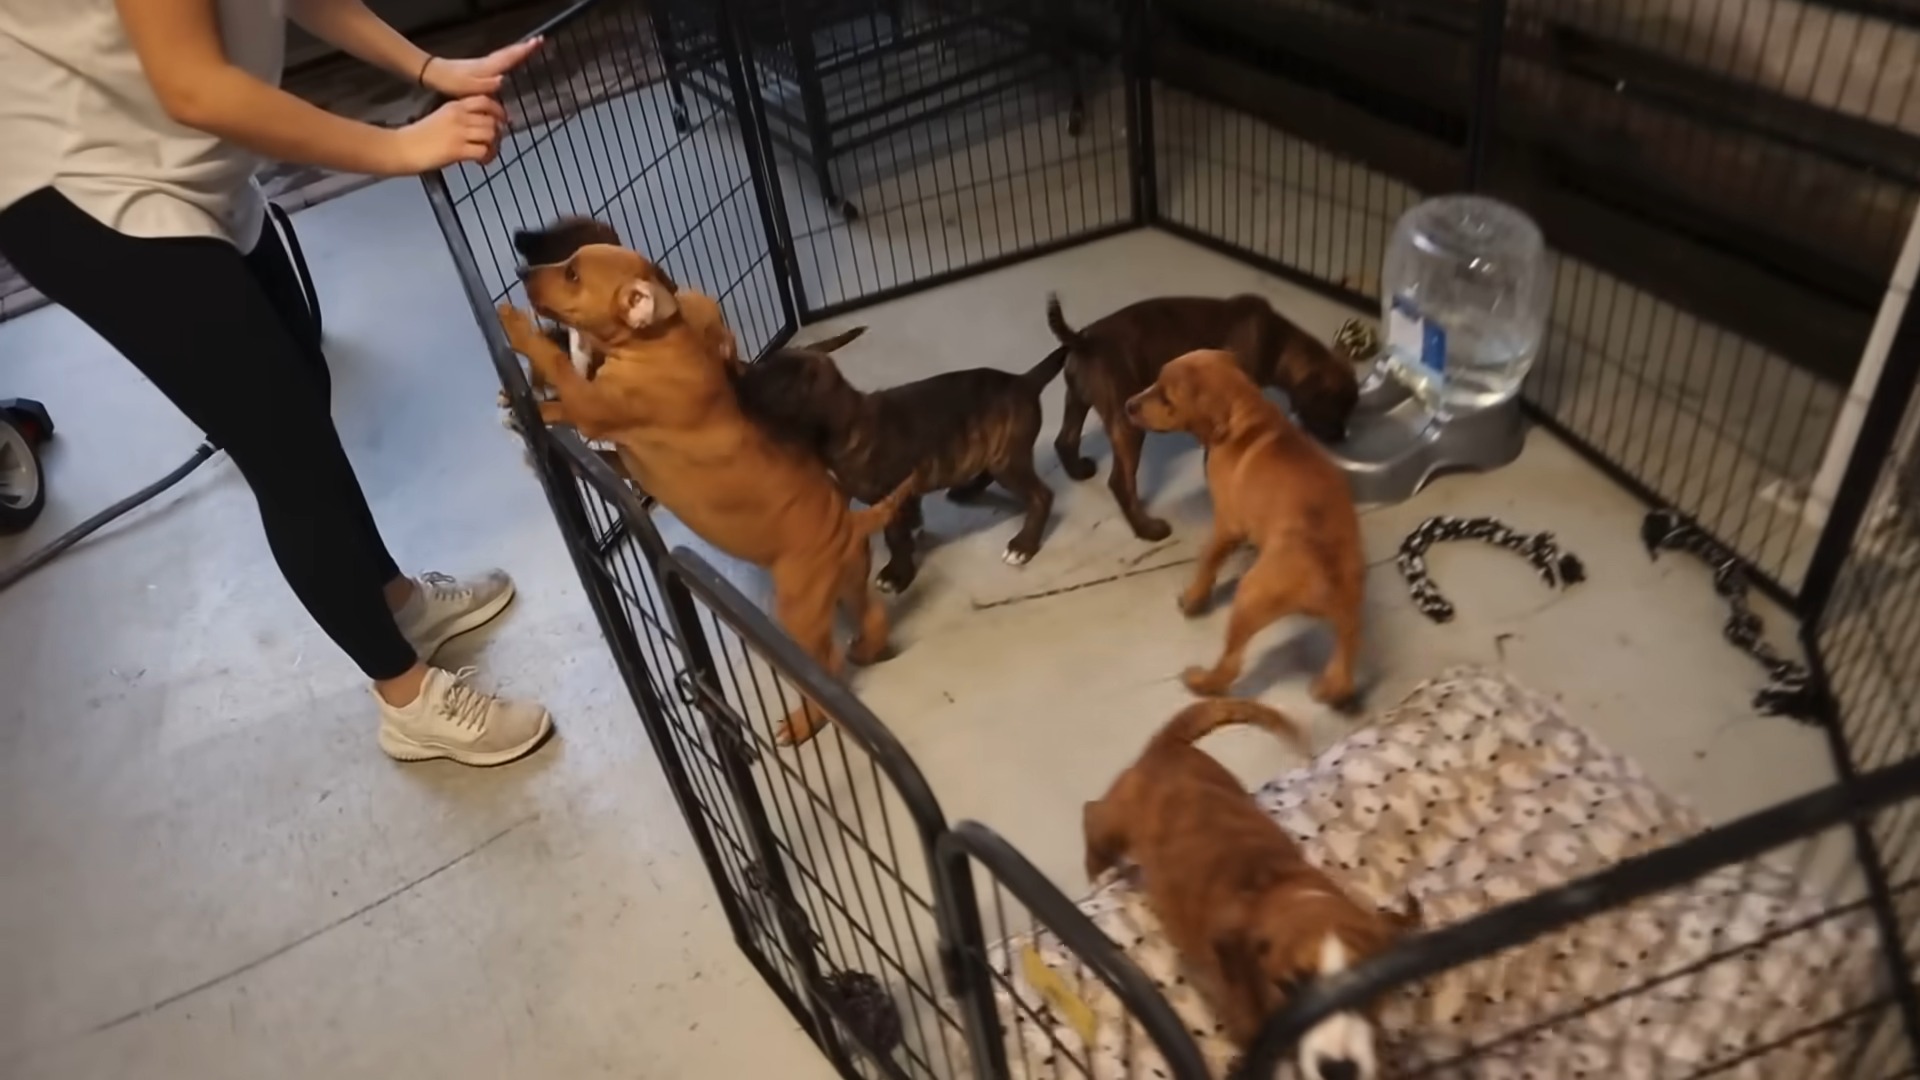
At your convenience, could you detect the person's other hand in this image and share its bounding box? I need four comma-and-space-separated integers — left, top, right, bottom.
390, 96, 508, 173
421, 38, 543, 98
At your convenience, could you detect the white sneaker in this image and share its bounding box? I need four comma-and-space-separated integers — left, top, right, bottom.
376, 666, 552, 766
394, 570, 516, 661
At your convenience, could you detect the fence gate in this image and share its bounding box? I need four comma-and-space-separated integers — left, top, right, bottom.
416, 0, 827, 1054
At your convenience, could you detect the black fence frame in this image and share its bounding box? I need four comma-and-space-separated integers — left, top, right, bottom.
420, 0, 1920, 1075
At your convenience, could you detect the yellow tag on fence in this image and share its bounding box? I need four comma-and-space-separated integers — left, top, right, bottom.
1020, 945, 1099, 1048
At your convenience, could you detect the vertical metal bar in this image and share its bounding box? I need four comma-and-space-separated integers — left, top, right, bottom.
1463, 0, 1508, 191
1800, 296, 1920, 625
932, 838, 1014, 1080
781, 0, 844, 215
717, 0, 801, 344
648, 1, 693, 132
1125, 0, 1157, 226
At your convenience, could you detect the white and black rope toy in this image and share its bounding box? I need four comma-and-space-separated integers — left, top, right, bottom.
1640, 508, 1824, 725
1397, 515, 1587, 623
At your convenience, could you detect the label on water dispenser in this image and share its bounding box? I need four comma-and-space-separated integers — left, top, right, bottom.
1388, 294, 1447, 373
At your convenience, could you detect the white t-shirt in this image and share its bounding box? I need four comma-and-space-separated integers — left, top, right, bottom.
0, 0, 288, 251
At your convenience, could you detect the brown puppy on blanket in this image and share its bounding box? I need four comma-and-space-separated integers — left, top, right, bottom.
1046, 295, 1360, 542
1127, 349, 1365, 708
497, 242, 912, 745
1084, 699, 1419, 1077
733, 342, 1065, 594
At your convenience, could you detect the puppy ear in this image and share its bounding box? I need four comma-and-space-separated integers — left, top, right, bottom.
618, 277, 681, 329
511, 228, 544, 262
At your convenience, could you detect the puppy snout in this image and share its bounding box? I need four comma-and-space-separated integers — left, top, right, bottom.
1125, 394, 1143, 420
1315, 1057, 1360, 1080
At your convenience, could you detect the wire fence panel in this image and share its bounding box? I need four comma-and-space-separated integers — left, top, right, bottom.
435, 0, 794, 359
551, 439, 838, 1041
654, 0, 1136, 317
1492, 0, 1920, 595
1820, 381, 1920, 780
1141, 0, 1920, 598
934, 824, 1213, 1080
1814, 366, 1920, 1038
1522, 254, 1842, 592
1151, 84, 1432, 308
664, 551, 979, 1080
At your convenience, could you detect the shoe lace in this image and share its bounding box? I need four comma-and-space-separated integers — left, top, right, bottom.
419, 571, 471, 603
436, 666, 493, 731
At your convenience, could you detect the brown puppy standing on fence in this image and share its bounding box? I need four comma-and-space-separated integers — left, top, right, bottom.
1046, 294, 1360, 542
1084, 698, 1419, 1077
504, 216, 743, 500
497, 242, 912, 745
734, 340, 1066, 593
1128, 349, 1365, 707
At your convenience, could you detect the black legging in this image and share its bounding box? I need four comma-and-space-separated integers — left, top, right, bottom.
0, 187, 417, 681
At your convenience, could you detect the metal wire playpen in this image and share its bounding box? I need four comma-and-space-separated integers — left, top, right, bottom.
422, 0, 1920, 1075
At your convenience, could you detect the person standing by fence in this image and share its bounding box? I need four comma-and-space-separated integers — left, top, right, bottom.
0, 0, 557, 766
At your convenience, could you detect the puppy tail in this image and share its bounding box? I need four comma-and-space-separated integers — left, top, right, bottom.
1149, 699, 1312, 758
1023, 346, 1069, 389
850, 472, 919, 540
1045, 294, 1086, 350
803, 326, 867, 354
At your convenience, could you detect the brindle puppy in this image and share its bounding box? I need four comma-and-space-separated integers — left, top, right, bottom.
736, 346, 1066, 593
1046, 294, 1360, 542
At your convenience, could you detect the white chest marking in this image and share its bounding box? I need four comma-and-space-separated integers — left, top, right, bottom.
567, 328, 595, 378
1296, 934, 1378, 1080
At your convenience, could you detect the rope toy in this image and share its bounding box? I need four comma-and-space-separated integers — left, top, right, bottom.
1398, 515, 1587, 623
1333, 317, 1381, 362
1640, 509, 1824, 725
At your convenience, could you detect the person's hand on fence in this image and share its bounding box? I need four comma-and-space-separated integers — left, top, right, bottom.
419, 37, 543, 98
390, 96, 509, 173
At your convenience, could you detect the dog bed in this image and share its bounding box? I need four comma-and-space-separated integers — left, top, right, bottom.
971, 666, 1877, 1079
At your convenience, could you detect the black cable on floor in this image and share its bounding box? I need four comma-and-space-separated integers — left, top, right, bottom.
0, 443, 219, 594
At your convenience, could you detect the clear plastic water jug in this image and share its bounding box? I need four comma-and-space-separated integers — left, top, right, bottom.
1380, 195, 1551, 414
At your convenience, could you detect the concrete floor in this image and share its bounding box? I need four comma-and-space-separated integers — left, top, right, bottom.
0, 180, 834, 1080
0, 177, 1840, 1079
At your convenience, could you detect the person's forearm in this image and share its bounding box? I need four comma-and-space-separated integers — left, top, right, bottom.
288, 0, 430, 84
168, 64, 410, 176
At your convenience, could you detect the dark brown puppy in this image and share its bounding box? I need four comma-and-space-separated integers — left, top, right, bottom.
1046, 294, 1359, 542
1128, 350, 1365, 707
1085, 698, 1418, 1076
735, 346, 1065, 593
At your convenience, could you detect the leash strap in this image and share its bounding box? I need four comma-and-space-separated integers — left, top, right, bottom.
1397, 515, 1586, 623
1640, 508, 1823, 725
